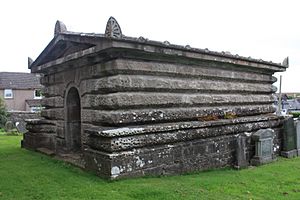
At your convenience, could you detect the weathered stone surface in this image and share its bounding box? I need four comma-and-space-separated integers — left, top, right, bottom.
282, 117, 297, 151
81, 105, 275, 126
297, 121, 300, 154
81, 93, 274, 110
86, 116, 281, 152
55, 137, 67, 154
85, 134, 236, 179
42, 84, 65, 97
105, 17, 122, 39
25, 119, 56, 133
87, 115, 282, 137
80, 75, 274, 95
54, 20, 67, 36
22, 18, 287, 179
37, 147, 55, 156
56, 127, 65, 138
26, 124, 56, 133
73, 59, 275, 83
251, 129, 275, 165
40, 73, 65, 86
234, 133, 249, 169
281, 117, 298, 158
22, 132, 56, 150
41, 108, 65, 120
30, 32, 286, 74
42, 96, 64, 108
39, 59, 276, 90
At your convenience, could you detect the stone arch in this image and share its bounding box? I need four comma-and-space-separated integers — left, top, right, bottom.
65, 86, 81, 152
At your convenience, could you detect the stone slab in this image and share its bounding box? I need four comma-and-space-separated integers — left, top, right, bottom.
250, 155, 276, 166
251, 129, 275, 166
281, 149, 298, 158
282, 117, 297, 151
234, 134, 249, 169
84, 134, 236, 179
37, 147, 55, 156
87, 117, 282, 152
82, 105, 275, 126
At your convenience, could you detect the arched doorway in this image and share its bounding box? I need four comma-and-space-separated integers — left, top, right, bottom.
65, 87, 81, 152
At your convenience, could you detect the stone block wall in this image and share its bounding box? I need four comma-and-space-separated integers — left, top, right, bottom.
25, 55, 284, 178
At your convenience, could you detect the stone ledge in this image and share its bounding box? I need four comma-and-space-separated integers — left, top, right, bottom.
250, 155, 277, 166
281, 149, 298, 158
82, 105, 276, 126
36, 147, 55, 156
86, 115, 283, 152
83, 134, 236, 179
86, 115, 283, 138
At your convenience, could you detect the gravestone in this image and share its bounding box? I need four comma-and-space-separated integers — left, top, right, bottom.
235, 133, 249, 169
15, 121, 27, 133
4, 121, 15, 132
296, 120, 300, 155
281, 117, 297, 158
251, 129, 275, 165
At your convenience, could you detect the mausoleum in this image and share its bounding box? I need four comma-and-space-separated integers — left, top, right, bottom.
22, 17, 288, 179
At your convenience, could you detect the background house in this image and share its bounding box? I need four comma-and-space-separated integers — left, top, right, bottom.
282, 98, 300, 111
274, 93, 300, 115
0, 72, 42, 112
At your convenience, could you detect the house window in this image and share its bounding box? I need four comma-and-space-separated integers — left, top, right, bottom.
34, 89, 42, 99
4, 89, 13, 99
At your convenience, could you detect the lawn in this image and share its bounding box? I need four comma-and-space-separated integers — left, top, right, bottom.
1, 136, 300, 200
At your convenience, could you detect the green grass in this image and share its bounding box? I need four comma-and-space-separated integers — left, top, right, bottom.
0, 128, 6, 135
1, 136, 300, 200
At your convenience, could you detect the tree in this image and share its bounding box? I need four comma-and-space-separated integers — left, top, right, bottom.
0, 97, 8, 128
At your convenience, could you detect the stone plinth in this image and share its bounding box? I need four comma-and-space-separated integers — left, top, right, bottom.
251, 129, 275, 165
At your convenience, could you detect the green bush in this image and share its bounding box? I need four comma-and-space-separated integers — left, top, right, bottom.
0, 97, 8, 128
291, 112, 300, 118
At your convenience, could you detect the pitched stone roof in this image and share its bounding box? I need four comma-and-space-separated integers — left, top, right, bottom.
29, 17, 288, 73
0, 72, 42, 89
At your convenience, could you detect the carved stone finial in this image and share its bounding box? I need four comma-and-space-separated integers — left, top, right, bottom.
138, 36, 147, 42
185, 45, 191, 49
28, 57, 33, 68
163, 41, 170, 45
282, 57, 289, 67
54, 20, 67, 36
105, 17, 122, 39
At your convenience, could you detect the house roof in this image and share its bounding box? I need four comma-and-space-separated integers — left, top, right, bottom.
29, 17, 288, 74
0, 72, 43, 89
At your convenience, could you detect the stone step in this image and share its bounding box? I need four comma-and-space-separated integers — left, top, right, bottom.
36, 147, 55, 156
56, 153, 85, 169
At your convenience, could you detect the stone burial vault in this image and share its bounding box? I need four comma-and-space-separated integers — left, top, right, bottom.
22, 17, 288, 179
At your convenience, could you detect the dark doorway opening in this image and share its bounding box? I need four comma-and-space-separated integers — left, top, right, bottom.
66, 87, 81, 152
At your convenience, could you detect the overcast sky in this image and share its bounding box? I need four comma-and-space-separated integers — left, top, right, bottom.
0, 0, 299, 92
